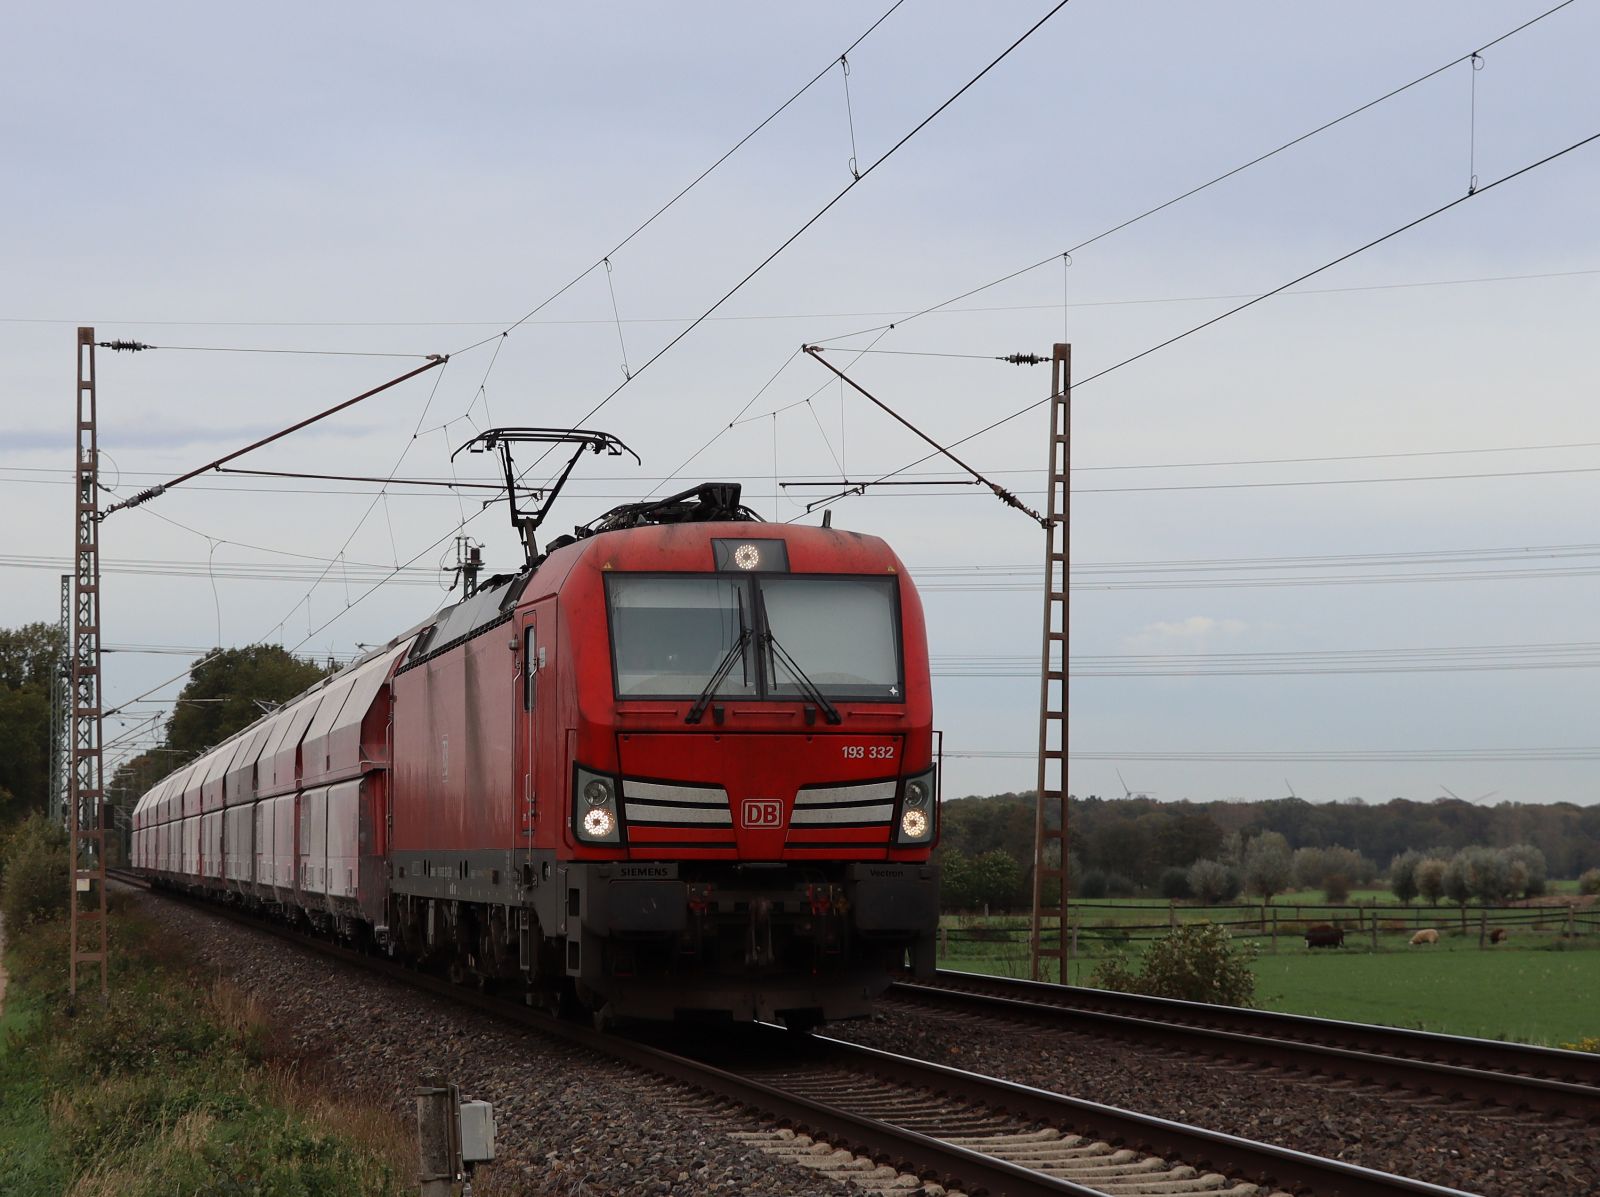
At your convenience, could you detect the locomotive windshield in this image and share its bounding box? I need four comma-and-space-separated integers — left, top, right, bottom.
607, 576, 758, 699
606, 574, 902, 702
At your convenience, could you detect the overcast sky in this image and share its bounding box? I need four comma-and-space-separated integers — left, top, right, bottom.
4, 1, 1599, 805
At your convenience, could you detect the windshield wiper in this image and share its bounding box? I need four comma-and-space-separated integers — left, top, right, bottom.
763, 631, 842, 725
686, 597, 751, 725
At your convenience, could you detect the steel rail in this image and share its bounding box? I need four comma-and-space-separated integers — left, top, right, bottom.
111, 877, 1476, 1197
793, 1031, 1476, 1197
892, 972, 1600, 1120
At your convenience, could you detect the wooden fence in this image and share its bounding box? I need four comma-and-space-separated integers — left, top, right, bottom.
937, 899, 1600, 958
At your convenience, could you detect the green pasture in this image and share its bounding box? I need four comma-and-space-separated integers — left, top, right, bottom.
936, 913, 1600, 1047
1249, 941, 1599, 1045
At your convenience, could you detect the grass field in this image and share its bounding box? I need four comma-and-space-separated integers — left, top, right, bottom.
937, 914, 1600, 1047
0, 900, 410, 1195
1247, 940, 1599, 1045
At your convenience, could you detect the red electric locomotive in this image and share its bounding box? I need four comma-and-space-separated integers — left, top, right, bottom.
132, 455, 939, 1028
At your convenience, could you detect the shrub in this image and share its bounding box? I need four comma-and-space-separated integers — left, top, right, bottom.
1077, 869, 1109, 899
1577, 867, 1600, 896
1388, 850, 1422, 905
1088, 923, 1255, 1006
1157, 867, 1192, 900
1, 812, 68, 928
1104, 872, 1137, 898
1188, 858, 1241, 905
1499, 844, 1547, 899
1415, 857, 1447, 905
1243, 831, 1293, 902
1322, 873, 1350, 904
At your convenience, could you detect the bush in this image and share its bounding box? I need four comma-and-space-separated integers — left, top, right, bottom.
1579, 868, 1600, 896
1416, 857, 1448, 905
1243, 831, 1293, 902
1077, 869, 1109, 899
1, 812, 68, 928
1323, 873, 1350, 904
1388, 850, 1422, 905
1188, 858, 1241, 905
1104, 872, 1136, 898
1499, 843, 1548, 899
1088, 923, 1255, 1006
1157, 867, 1192, 900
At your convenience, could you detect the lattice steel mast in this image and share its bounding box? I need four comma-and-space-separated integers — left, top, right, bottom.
50, 573, 71, 825
1030, 343, 1070, 983
69, 327, 108, 1004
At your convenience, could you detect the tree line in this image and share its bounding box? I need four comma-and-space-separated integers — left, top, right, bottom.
0, 622, 329, 828
937, 790, 1600, 912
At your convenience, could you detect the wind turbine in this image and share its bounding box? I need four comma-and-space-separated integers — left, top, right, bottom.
1439, 783, 1501, 803
1116, 768, 1155, 800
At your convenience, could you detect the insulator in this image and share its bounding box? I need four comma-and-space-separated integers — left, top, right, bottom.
98, 340, 152, 353
999, 352, 1047, 366
123, 484, 167, 509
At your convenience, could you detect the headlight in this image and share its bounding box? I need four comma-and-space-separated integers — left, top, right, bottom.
574, 766, 622, 843
896, 767, 937, 844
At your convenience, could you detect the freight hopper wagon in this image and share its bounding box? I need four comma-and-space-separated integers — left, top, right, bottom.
131, 485, 940, 1027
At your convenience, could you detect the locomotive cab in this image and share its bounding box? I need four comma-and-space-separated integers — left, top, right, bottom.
524, 504, 940, 1025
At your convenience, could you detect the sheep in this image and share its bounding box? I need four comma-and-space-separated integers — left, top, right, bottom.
1410, 928, 1440, 946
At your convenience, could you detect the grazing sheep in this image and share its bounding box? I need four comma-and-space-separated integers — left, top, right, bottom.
1489, 927, 1508, 944
1410, 928, 1440, 946
1304, 924, 1345, 948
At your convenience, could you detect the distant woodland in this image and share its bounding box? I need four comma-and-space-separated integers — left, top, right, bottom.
938, 791, 1600, 910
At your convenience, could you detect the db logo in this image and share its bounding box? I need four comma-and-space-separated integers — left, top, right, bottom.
742, 799, 783, 828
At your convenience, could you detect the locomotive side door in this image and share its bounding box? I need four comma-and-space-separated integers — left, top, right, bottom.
516, 609, 542, 864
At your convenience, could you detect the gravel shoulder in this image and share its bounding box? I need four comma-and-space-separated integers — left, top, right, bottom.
827, 997, 1596, 1196
128, 890, 857, 1197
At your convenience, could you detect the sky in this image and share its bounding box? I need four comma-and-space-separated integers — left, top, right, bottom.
4, 1, 1599, 805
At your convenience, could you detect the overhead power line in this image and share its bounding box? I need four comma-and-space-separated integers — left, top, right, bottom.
810, 0, 1581, 348
6, 264, 1594, 329
935, 639, 1600, 678
449, 0, 912, 361
810, 127, 1600, 511
946, 747, 1600, 763
517, 0, 1074, 485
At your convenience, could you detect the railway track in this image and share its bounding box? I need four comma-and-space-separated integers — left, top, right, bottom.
889, 972, 1600, 1124
111, 874, 1481, 1197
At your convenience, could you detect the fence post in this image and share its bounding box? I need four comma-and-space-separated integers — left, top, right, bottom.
1271, 909, 1278, 955
1565, 905, 1575, 939
939, 925, 948, 960
1370, 912, 1378, 952
1169, 900, 1177, 929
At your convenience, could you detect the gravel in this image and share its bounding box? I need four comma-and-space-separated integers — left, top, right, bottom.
827, 995, 1598, 1196
129, 885, 1592, 1197
128, 889, 860, 1197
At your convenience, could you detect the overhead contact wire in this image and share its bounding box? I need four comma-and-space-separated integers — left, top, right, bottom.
811, 128, 1600, 509
447, 0, 911, 360
519, 0, 1073, 487
810, 0, 1579, 346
